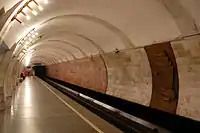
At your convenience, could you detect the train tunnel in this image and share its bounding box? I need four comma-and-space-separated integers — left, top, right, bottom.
0, 0, 200, 132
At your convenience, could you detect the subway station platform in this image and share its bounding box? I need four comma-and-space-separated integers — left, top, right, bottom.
0, 77, 122, 133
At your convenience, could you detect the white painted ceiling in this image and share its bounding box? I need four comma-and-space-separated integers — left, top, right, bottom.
0, 0, 200, 65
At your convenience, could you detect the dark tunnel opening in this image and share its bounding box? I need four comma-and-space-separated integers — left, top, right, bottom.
32, 65, 47, 78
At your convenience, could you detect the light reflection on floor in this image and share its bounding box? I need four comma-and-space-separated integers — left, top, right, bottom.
0, 77, 122, 133
24, 79, 32, 107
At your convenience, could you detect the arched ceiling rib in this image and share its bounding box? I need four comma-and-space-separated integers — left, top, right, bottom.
29, 40, 84, 59
38, 14, 135, 48
31, 50, 67, 62
30, 55, 56, 65
19, 51, 57, 63
36, 48, 75, 60
33, 48, 76, 60
31, 48, 72, 61
36, 30, 104, 54
48, 40, 88, 57
19, 46, 75, 64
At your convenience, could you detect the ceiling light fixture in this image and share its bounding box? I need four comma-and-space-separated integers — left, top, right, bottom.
27, 5, 38, 16
21, 11, 31, 20
25, 54, 32, 67
21, 40, 25, 43
32, 10, 38, 16
24, 36, 28, 40
24, 45, 28, 49
25, 41, 30, 45
38, 5, 44, 11
22, 7, 28, 13
44, 0, 49, 4
26, 15, 31, 20
32, 35, 36, 38
32, 0, 44, 11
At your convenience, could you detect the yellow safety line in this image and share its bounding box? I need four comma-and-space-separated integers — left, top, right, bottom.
36, 77, 104, 133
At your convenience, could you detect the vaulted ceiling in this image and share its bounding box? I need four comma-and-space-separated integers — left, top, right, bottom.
0, 0, 199, 66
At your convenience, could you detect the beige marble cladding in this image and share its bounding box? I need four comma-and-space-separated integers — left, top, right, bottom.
104, 48, 152, 106
47, 56, 107, 93
171, 36, 200, 121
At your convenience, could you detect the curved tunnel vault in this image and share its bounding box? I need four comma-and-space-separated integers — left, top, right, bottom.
0, 0, 200, 123
36, 30, 105, 54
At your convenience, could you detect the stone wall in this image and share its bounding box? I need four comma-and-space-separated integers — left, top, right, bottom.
46, 38, 200, 121
104, 48, 152, 106
47, 56, 107, 93
171, 36, 200, 121
47, 48, 153, 106
0, 50, 12, 110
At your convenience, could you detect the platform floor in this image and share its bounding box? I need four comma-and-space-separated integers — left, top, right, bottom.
0, 77, 122, 133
